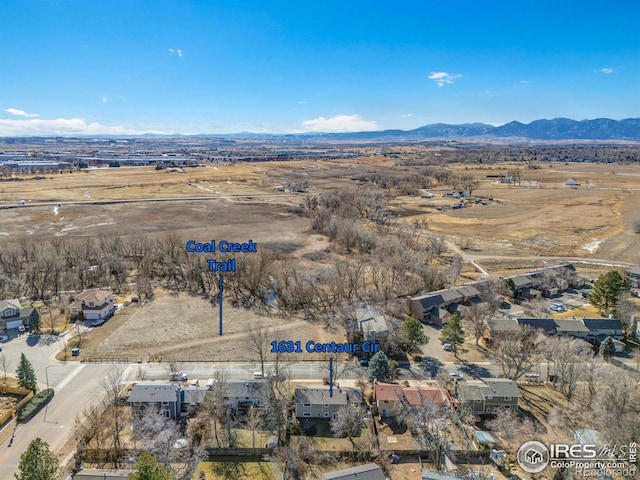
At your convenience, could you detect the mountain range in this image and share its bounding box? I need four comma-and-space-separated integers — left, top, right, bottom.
305, 118, 640, 141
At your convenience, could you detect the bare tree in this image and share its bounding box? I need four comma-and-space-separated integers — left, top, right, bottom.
491, 326, 543, 380
131, 406, 180, 467
487, 407, 544, 445
75, 402, 105, 465
614, 293, 636, 336
100, 368, 128, 468
401, 402, 453, 471
449, 254, 464, 285
542, 336, 582, 400
0, 353, 10, 384
247, 324, 271, 375
462, 303, 491, 345
524, 298, 547, 318
330, 403, 367, 451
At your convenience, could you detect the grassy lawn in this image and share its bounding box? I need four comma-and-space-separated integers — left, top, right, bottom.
195, 460, 275, 480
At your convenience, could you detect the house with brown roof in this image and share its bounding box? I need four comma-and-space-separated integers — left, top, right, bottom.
373, 382, 446, 418
68, 289, 116, 321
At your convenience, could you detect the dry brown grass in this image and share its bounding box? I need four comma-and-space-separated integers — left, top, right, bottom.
72, 289, 347, 362
395, 162, 640, 262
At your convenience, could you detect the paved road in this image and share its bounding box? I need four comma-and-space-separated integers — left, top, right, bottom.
0, 363, 122, 480
0, 193, 291, 210
1, 333, 79, 391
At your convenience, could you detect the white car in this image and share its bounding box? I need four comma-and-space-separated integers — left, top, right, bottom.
450, 372, 463, 380
91, 319, 105, 327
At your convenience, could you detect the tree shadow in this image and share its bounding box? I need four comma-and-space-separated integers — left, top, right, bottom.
419, 357, 444, 378
26, 334, 41, 347
209, 461, 247, 480
458, 363, 493, 379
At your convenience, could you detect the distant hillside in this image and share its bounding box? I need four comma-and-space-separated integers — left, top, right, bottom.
312, 118, 640, 141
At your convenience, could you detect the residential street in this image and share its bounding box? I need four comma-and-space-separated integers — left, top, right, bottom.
0, 363, 122, 480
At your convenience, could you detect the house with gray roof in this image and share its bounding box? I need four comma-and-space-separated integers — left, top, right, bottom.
517, 318, 558, 335
295, 386, 362, 420
322, 463, 384, 480
356, 305, 392, 340
0, 298, 35, 332
501, 264, 584, 298
582, 318, 623, 339
224, 381, 263, 413
497, 317, 622, 343
627, 267, 640, 288
128, 382, 181, 419
554, 319, 590, 337
407, 282, 484, 325
457, 378, 520, 415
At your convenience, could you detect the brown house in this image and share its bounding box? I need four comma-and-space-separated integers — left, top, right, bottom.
374, 382, 446, 418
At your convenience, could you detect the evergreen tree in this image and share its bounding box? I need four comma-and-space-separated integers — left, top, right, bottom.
367, 351, 393, 382
27, 308, 40, 333
600, 337, 616, 361
15, 438, 59, 480
589, 271, 631, 314
503, 278, 517, 299
128, 452, 176, 480
439, 313, 467, 359
16, 353, 37, 392
402, 316, 428, 353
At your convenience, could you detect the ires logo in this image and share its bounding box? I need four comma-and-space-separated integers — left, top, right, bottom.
518, 440, 637, 474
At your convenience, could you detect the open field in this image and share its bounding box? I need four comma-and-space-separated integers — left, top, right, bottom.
74, 290, 347, 362
2, 159, 639, 263
396, 162, 640, 262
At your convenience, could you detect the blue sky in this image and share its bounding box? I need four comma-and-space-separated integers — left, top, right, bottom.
1, 0, 638, 135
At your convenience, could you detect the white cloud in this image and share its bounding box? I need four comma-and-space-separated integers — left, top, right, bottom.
168, 48, 174, 54
300, 114, 379, 133
401, 113, 414, 118
5, 107, 39, 118
297, 100, 308, 105
176, 49, 183, 57
597, 67, 615, 74
102, 96, 109, 104
428, 71, 462, 87
519, 80, 529, 85
0, 117, 165, 136
169, 48, 183, 57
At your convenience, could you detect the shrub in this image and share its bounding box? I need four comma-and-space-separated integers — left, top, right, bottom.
18, 388, 54, 422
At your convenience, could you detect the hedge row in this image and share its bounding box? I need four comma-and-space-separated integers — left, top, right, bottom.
18, 388, 54, 422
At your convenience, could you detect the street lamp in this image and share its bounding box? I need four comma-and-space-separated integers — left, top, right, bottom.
44, 364, 58, 423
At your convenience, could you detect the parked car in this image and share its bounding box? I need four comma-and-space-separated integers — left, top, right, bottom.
450, 372, 463, 380
72, 347, 81, 356
0, 335, 8, 342
442, 342, 453, 351
91, 319, 105, 327
253, 371, 264, 379
388, 453, 400, 464
170, 371, 188, 381
17, 325, 26, 333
